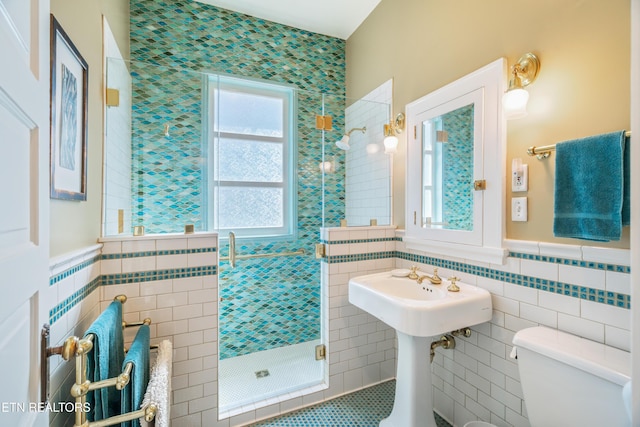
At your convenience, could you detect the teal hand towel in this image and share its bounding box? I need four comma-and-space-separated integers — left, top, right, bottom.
553, 130, 628, 241
84, 301, 124, 421
121, 324, 150, 426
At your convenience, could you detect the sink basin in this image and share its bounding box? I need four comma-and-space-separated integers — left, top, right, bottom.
349, 270, 492, 337
348, 270, 493, 427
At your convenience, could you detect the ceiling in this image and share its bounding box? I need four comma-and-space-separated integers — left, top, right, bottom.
194, 0, 381, 39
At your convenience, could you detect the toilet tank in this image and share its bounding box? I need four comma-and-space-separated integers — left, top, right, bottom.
513, 326, 630, 427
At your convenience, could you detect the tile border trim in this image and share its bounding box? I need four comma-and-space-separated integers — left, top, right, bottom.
323, 250, 630, 309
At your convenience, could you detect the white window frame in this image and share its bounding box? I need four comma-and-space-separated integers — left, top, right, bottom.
204, 75, 296, 240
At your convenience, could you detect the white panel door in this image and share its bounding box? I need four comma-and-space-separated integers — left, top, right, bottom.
0, 0, 50, 426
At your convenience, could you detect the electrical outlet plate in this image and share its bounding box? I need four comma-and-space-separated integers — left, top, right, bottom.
512, 197, 528, 222
512, 164, 528, 192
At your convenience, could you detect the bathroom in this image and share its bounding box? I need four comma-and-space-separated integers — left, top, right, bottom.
0, 0, 637, 426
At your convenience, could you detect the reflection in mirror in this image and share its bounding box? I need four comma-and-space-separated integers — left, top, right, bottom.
421, 103, 474, 231
343, 79, 393, 226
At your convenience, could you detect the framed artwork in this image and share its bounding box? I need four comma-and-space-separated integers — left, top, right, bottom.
50, 15, 88, 200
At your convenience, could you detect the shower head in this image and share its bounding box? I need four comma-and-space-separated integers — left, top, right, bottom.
336, 135, 351, 150
336, 126, 366, 151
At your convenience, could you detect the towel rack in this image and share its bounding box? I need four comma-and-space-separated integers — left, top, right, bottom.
527, 130, 631, 160
42, 294, 158, 427
220, 248, 306, 262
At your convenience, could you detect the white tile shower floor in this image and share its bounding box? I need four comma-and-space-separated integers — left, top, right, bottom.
218, 339, 325, 417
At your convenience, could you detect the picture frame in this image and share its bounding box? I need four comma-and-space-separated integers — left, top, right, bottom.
50, 15, 88, 200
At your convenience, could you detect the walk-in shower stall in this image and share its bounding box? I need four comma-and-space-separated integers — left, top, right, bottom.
104, 57, 390, 415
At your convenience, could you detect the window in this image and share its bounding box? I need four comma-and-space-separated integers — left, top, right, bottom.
206, 76, 295, 239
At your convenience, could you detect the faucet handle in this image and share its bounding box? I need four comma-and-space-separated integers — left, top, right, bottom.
447, 276, 460, 292
408, 266, 419, 280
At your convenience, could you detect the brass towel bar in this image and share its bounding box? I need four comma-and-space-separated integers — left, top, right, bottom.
41, 295, 157, 427
527, 130, 631, 160
220, 248, 306, 262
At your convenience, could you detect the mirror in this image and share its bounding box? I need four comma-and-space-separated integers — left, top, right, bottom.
421, 102, 475, 232
404, 58, 508, 264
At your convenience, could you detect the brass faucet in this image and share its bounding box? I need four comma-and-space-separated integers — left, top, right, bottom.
447, 276, 460, 292
417, 268, 442, 285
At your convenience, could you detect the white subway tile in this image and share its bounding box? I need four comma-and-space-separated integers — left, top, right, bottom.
157, 254, 188, 270
140, 279, 173, 296
122, 239, 156, 253
504, 283, 538, 305
558, 264, 605, 290
557, 313, 604, 343
101, 258, 122, 275
122, 256, 156, 273
187, 236, 217, 249
580, 300, 630, 330
520, 259, 557, 281
604, 325, 631, 351
519, 303, 557, 328
605, 271, 630, 295
581, 246, 630, 266
157, 238, 188, 251
538, 291, 580, 316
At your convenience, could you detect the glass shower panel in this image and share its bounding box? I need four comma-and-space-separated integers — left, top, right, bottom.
214, 84, 328, 414
331, 91, 393, 226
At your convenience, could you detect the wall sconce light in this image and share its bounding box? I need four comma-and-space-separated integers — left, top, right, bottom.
336, 127, 366, 151
502, 52, 540, 120
383, 113, 405, 154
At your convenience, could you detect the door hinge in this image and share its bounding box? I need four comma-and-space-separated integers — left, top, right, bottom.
413, 125, 417, 139
315, 344, 326, 360
315, 115, 333, 131
315, 243, 326, 259
474, 180, 486, 191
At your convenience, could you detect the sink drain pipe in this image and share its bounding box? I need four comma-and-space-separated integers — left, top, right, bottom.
429, 328, 472, 363
430, 335, 455, 363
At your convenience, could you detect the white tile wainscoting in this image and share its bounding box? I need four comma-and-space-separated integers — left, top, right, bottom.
46, 227, 629, 427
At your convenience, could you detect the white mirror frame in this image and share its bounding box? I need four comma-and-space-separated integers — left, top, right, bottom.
404, 58, 508, 265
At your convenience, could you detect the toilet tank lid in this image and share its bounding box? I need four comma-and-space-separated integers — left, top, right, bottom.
513, 326, 630, 386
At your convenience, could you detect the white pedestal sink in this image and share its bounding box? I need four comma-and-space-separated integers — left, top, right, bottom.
349, 270, 492, 427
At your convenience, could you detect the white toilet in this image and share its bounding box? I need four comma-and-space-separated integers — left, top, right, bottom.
512, 326, 630, 427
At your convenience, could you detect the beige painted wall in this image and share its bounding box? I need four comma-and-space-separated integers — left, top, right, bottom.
50, 0, 129, 257
347, 0, 630, 248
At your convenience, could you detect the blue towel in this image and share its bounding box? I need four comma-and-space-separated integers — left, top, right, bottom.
84, 301, 124, 421
121, 324, 150, 427
553, 130, 629, 241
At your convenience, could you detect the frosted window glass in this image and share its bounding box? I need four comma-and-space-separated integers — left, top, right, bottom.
217, 138, 283, 182
218, 187, 283, 229
217, 90, 283, 137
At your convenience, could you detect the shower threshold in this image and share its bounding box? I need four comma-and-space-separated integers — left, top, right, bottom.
218, 339, 326, 418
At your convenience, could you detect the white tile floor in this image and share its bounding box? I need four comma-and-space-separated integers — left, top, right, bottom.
218, 339, 325, 417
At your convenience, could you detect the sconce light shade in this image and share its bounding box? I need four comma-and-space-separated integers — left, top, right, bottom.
382, 113, 405, 155
502, 88, 530, 120
319, 161, 334, 173
502, 52, 540, 120
384, 135, 398, 154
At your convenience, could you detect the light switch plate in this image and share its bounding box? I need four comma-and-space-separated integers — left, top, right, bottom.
512, 197, 528, 222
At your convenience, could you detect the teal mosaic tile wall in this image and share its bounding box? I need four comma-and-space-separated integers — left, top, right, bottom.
442, 104, 473, 231
130, 0, 346, 359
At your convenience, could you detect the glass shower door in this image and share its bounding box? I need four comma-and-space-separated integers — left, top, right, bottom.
212, 80, 331, 415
